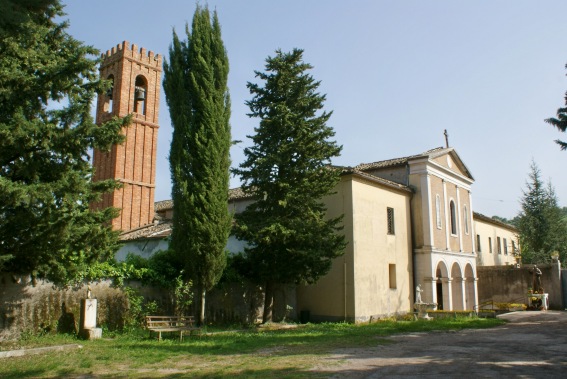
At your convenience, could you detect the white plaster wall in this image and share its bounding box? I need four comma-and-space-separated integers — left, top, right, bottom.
116, 239, 169, 261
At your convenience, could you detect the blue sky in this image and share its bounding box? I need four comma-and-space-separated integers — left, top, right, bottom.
63, 0, 567, 219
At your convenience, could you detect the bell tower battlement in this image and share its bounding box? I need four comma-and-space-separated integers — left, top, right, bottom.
92, 41, 162, 232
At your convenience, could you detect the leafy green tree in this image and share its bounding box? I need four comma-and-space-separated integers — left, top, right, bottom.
163, 6, 231, 324
0, 0, 127, 283
545, 65, 567, 150
234, 49, 346, 323
517, 162, 567, 264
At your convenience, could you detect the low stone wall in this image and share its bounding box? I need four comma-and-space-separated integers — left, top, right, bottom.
477, 262, 563, 310
0, 273, 296, 340
0, 275, 129, 340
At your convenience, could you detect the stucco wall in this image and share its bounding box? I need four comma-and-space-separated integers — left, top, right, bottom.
477, 263, 563, 309
350, 177, 413, 321
474, 218, 518, 266
296, 175, 413, 322
296, 177, 353, 321
116, 238, 169, 261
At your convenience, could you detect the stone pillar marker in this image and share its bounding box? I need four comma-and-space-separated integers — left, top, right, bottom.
79, 286, 102, 339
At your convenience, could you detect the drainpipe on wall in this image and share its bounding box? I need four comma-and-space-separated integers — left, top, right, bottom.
344, 261, 347, 321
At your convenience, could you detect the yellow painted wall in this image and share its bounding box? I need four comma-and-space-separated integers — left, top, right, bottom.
296, 175, 413, 321
474, 219, 518, 266
350, 177, 413, 320
296, 177, 354, 321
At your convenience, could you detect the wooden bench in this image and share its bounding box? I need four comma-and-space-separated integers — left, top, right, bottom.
145, 315, 202, 341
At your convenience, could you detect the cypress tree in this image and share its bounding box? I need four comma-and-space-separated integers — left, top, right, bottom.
163, 6, 231, 324
234, 49, 346, 323
0, 0, 126, 283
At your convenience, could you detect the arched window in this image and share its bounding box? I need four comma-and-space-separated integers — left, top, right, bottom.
105, 74, 114, 113
435, 194, 442, 229
450, 200, 457, 235
134, 75, 147, 115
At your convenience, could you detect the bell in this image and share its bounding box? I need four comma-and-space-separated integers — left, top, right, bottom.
135, 86, 146, 101
106, 88, 113, 99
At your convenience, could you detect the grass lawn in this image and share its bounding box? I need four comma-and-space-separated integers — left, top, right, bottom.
0, 317, 504, 378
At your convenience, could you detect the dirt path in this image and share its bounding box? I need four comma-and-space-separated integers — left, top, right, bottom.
314, 311, 567, 378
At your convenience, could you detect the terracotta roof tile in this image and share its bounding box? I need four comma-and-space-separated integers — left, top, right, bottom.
120, 221, 172, 241
354, 147, 447, 171
473, 212, 517, 232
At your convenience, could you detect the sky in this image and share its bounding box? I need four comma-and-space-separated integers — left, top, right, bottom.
63, 0, 567, 219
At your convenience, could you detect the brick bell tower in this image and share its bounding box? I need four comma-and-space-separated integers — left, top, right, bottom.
92, 41, 162, 231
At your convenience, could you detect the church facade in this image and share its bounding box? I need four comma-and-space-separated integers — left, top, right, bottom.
97, 42, 519, 322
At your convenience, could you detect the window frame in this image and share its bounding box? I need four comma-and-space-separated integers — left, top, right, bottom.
449, 200, 457, 236
387, 207, 395, 235
389, 264, 397, 289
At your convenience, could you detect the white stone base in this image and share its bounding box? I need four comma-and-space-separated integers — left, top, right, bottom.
81, 328, 102, 340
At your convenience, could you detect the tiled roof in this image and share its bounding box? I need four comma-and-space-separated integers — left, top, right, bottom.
473, 212, 518, 232
342, 167, 413, 193
228, 187, 255, 200
153, 188, 254, 214
120, 221, 172, 241
354, 147, 447, 171
155, 199, 173, 212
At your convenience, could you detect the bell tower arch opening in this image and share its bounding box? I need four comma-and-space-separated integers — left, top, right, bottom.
104, 74, 114, 113
91, 41, 162, 231
134, 75, 147, 115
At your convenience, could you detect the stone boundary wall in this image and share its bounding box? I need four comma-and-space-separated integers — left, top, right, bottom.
1, 274, 296, 340
0, 275, 130, 340
477, 263, 563, 310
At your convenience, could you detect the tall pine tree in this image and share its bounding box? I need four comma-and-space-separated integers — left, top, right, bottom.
234, 49, 346, 323
517, 161, 567, 264
0, 0, 127, 283
163, 6, 231, 324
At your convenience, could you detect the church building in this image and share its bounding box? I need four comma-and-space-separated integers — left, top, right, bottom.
95, 42, 519, 322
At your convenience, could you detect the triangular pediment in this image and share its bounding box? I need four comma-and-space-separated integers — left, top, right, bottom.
429, 148, 474, 180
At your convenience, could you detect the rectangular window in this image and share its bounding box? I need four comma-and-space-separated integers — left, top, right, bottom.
512, 240, 517, 255
489, 237, 493, 254
387, 207, 395, 235
497, 237, 502, 254
389, 264, 397, 289
476, 234, 481, 252
503, 238, 508, 255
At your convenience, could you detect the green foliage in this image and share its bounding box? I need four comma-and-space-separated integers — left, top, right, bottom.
70, 257, 148, 288
233, 49, 346, 322
517, 161, 567, 264
0, 0, 126, 283
122, 286, 152, 330
545, 63, 567, 150
173, 274, 193, 316
0, 318, 504, 378
163, 5, 231, 322
69, 250, 185, 288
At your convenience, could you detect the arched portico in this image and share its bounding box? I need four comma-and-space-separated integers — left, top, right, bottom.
451, 262, 465, 310
434, 261, 451, 310
464, 264, 478, 311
